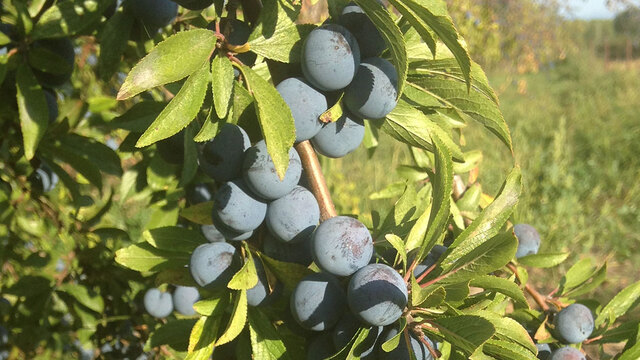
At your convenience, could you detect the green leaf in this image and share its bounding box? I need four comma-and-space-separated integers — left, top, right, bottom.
482, 339, 537, 360
193, 293, 229, 317
352, 0, 408, 97
473, 311, 537, 355
385, 234, 407, 268
390, 0, 471, 87
57, 284, 104, 313
319, 95, 344, 124
194, 107, 222, 142
136, 62, 210, 147
443, 167, 522, 263
383, 100, 463, 161
248, 308, 292, 360
59, 133, 122, 176
143, 226, 207, 253
566, 263, 607, 298
40, 157, 83, 206
410, 58, 499, 104
186, 315, 222, 360
431, 315, 494, 355
620, 342, 640, 360
228, 246, 259, 290
260, 254, 314, 292
180, 201, 215, 225
149, 319, 197, 352
415, 132, 453, 260
117, 29, 216, 100
211, 56, 234, 119
31, 0, 115, 39
516, 253, 569, 268
115, 242, 189, 272
27, 47, 74, 75
437, 232, 518, 284
560, 258, 597, 292
109, 101, 165, 132
469, 276, 528, 308
98, 7, 134, 80
41, 141, 103, 189
406, 76, 512, 151
216, 290, 248, 346
181, 126, 199, 186
381, 318, 407, 352
16, 64, 48, 160
239, 65, 295, 180
248, 0, 314, 63
596, 279, 640, 327
411, 275, 445, 308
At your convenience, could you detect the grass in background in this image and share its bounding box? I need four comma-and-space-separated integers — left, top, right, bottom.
328, 54, 640, 302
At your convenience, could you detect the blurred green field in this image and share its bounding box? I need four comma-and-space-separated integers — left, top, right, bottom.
325, 54, 640, 299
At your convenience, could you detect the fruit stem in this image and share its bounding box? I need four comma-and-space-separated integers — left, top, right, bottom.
507, 262, 550, 311
295, 140, 337, 222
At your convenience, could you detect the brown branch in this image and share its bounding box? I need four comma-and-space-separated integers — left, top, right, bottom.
295, 141, 336, 222
507, 262, 550, 311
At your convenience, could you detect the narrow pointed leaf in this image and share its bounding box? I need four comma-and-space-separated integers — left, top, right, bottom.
117, 29, 215, 100
16, 64, 48, 160
143, 226, 207, 253
216, 290, 248, 346
239, 65, 295, 180
431, 315, 494, 355
353, 0, 408, 96
442, 167, 521, 269
384, 99, 463, 161
211, 56, 234, 119
136, 62, 210, 147
596, 279, 640, 327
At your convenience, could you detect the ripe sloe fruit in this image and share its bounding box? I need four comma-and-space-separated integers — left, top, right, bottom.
379, 328, 434, 360
211, 213, 254, 241
44, 89, 58, 123
276, 77, 327, 143
130, 0, 178, 29
199, 123, 251, 182
201, 224, 226, 243
550, 347, 585, 360
312, 216, 373, 276
307, 333, 335, 360
220, 19, 257, 66
266, 186, 320, 244
555, 303, 594, 344
413, 245, 448, 279
31, 38, 75, 88
301, 24, 360, 91
340, 2, 386, 58
172, 286, 200, 316
262, 233, 313, 266
344, 57, 398, 119
172, 0, 213, 10
514, 223, 541, 258
311, 113, 364, 158
247, 259, 278, 307
213, 179, 267, 233
290, 272, 346, 331
347, 263, 408, 326
537, 343, 552, 360
243, 140, 302, 200
189, 242, 240, 289
143, 288, 174, 318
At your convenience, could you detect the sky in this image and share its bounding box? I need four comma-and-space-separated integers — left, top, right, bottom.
561, 0, 617, 19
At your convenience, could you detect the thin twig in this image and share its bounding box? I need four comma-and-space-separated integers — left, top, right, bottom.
295, 141, 336, 222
